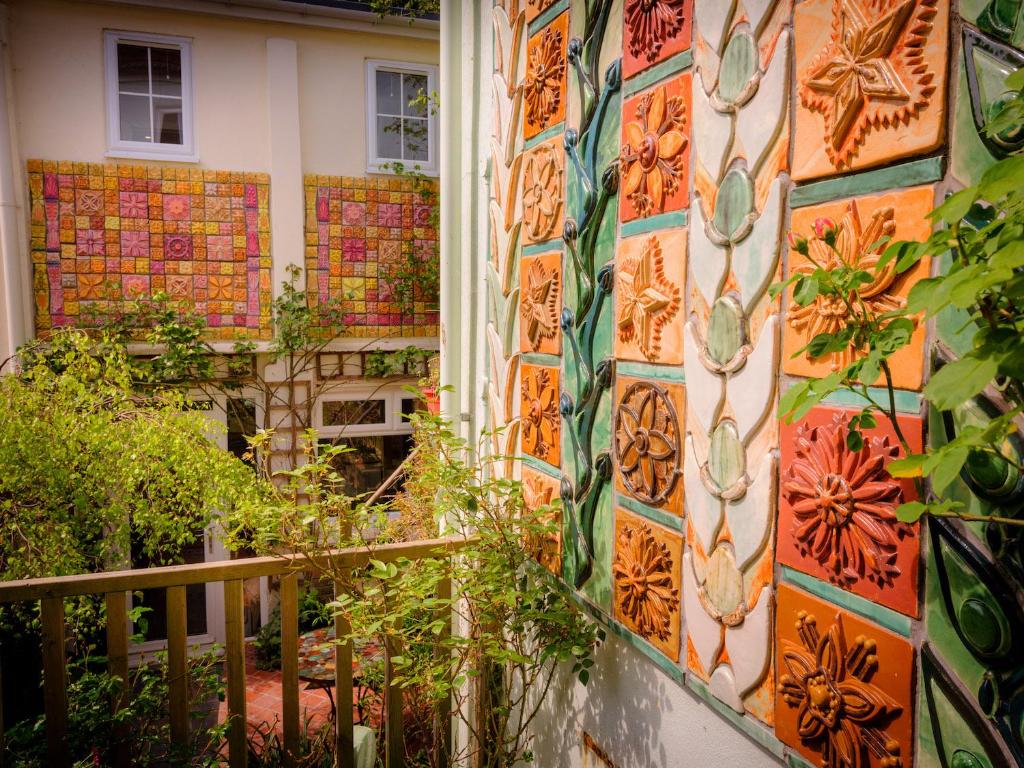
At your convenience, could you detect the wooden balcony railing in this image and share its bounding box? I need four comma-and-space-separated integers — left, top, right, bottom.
0, 537, 467, 768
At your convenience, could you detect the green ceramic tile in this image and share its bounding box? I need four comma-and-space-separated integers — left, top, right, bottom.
616, 493, 684, 532
820, 386, 922, 415
528, 0, 569, 34
790, 157, 945, 208
523, 238, 564, 256
622, 50, 693, 97
619, 210, 688, 237
615, 360, 686, 382
780, 567, 912, 637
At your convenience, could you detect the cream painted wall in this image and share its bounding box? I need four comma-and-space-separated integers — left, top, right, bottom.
6, 0, 438, 175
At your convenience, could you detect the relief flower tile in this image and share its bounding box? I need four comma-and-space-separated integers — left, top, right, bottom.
775, 583, 914, 768
778, 404, 923, 617
523, 11, 568, 139
612, 507, 683, 661
519, 250, 562, 355
521, 137, 565, 246
782, 186, 934, 391
792, 0, 949, 180
520, 362, 561, 467
613, 375, 685, 515
522, 466, 563, 576
621, 0, 693, 81
614, 228, 685, 365
619, 72, 691, 223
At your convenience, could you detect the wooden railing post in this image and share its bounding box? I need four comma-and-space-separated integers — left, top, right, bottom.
224, 579, 248, 768
384, 630, 404, 768
279, 573, 299, 767
166, 585, 189, 752
435, 560, 453, 766
40, 596, 69, 768
333, 575, 354, 768
104, 592, 130, 768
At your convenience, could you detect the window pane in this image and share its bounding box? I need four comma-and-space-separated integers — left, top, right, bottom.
150, 46, 182, 97
117, 43, 149, 93
402, 74, 428, 116
119, 93, 152, 142
403, 118, 429, 161
322, 399, 387, 426
376, 115, 403, 160
376, 70, 402, 115
153, 96, 183, 144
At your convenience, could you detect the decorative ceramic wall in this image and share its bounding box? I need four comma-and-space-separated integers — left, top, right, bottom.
28, 160, 272, 340
480, 1, 1022, 766
304, 175, 439, 338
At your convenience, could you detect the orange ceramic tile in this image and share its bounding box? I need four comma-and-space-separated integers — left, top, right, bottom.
792, 0, 949, 180
619, 72, 691, 223
521, 137, 565, 246
525, 0, 558, 23
775, 583, 915, 768
523, 12, 569, 139
614, 228, 686, 365
782, 185, 934, 390
778, 404, 922, 617
613, 375, 685, 516
519, 251, 563, 355
522, 466, 563, 576
621, 0, 693, 81
520, 362, 561, 467
612, 507, 683, 661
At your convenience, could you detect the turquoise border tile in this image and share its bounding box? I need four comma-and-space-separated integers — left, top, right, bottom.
821, 386, 922, 415
790, 156, 945, 208
521, 453, 561, 480
781, 567, 913, 637
617, 493, 685, 532
686, 678, 786, 758
617, 360, 686, 383
620, 210, 688, 237
527, 0, 568, 34
523, 238, 564, 256
524, 123, 564, 151
522, 351, 562, 367
622, 50, 694, 97
787, 754, 816, 768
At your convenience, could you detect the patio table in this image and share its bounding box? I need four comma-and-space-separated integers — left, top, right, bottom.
297, 627, 381, 724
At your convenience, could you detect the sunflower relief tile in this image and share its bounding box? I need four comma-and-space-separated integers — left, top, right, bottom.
621, 0, 694, 80
783, 186, 934, 391
523, 11, 569, 139
775, 584, 914, 768
792, 0, 950, 181
521, 137, 566, 245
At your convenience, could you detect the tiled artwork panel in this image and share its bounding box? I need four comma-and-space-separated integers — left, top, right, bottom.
304, 175, 438, 338
28, 160, 272, 340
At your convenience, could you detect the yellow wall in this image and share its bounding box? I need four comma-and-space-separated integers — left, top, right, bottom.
7, 0, 439, 176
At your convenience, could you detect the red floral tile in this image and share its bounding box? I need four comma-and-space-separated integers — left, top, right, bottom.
621, 0, 693, 80
778, 404, 922, 617
619, 72, 691, 222
775, 584, 915, 768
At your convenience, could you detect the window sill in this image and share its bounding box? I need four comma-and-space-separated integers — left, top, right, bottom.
367, 162, 439, 178
106, 148, 199, 164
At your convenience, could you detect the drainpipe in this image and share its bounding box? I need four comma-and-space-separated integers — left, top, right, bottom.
0, 4, 27, 366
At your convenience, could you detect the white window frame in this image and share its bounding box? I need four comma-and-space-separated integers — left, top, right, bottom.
316, 386, 416, 438
104, 30, 196, 162
365, 59, 439, 176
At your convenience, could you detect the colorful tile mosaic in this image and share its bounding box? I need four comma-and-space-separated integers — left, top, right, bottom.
523, 11, 569, 139
614, 229, 685, 365
28, 160, 272, 340
621, 0, 693, 80
775, 583, 915, 768
779, 404, 923, 618
792, 0, 950, 181
520, 362, 561, 467
519, 250, 563, 354
303, 175, 438, 338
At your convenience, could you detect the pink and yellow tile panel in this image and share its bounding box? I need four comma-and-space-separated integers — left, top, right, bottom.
28, 159, 273, 340
303, 175, 438, 338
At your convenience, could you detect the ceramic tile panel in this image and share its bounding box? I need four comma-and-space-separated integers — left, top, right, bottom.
613, 375, 685, 516
619, 73, 692, 222
613, 506, 683, 661
303, 175, 438, 339
27, 160, 272, 340
775, 583, 915, 768
521, 137, 565, 245
792, 0, 950, 181
522, 466, 564, 576
782, 186, 935, 391
523, 11, 569, 139
779, 404, 923, 617
614, 229, 685, 364
621, 0, 694, 80
526, 0, 559, 24
520, 361, 561, 467
519, 250, 563, 354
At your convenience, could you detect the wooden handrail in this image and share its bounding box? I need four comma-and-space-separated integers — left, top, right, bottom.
0, 537, 469, 603
0, 536, 472, 768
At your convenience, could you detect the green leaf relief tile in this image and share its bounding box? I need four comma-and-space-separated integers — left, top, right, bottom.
718, 31, 757, 105
707, 296, 745, 367
707, 420, 744, 492
713, 169, 754, 241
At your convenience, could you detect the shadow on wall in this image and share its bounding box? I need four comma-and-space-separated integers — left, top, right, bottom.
530, 632, 783, 767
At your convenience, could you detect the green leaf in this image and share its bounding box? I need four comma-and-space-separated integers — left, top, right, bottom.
888, 453, 925, 478
896, 501, 927, 523
930, 188, 977, 224
793, 276, 819, 306
924, 355, 999, 411
930, 445, 971, 494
